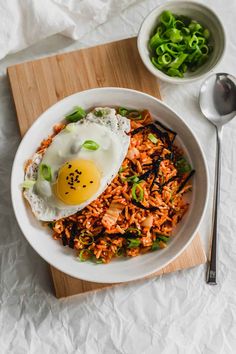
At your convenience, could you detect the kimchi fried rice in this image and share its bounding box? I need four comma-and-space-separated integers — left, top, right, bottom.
27, 108, 195, 263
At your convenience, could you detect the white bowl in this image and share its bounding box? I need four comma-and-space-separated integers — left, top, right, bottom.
137, 1, 226, 84
11, 88, 208, 283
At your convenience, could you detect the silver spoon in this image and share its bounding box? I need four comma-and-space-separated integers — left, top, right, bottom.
199, 73, 236, 285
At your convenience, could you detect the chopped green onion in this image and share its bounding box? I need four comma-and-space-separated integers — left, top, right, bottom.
148, 10, 212, 77
167, 68, 183, 78
169, 53, 188, 69
156, 234, 170, 243
65, 123, 77, 132
165, 28, 183, 43
78, 249, 92, 262
21, 179, 36, 189
126, 175, 139, 183
151, 57, 163, 70
119, 166, 128, 173
117, 248, 124, 257
95, 259, 104, 264
203, 29, 210, 39
127, 238, 141, 248
128, 111, 142, 120
118, 107, 142, 120
65, 106, 86, 122
152, 241, 160, 251
148, 133, 158, 144
131, 183, 144, 202
94, 110, 103, 117
79, 234, 94, 246
176, 157, 192, 174
160, 11, 175, 28
39, 164, 52, 182
118, 107, 129, 116
158, 53, 172, 66
82, 140, 100, 151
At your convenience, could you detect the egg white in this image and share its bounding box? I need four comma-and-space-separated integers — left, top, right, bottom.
24, 107, 130, 221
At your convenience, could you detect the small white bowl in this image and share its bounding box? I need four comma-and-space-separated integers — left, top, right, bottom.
137, 1, 226, 84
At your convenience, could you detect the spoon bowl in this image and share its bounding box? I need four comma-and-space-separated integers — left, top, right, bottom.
199, 73, 236, 127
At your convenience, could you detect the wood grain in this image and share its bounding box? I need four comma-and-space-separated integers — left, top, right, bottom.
7, 37, 206, 298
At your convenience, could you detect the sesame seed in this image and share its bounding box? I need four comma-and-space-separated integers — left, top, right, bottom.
65, 192, 69, 195
68, 164, 72, 168
90, 181, 93, 183
83, 185, 86, 188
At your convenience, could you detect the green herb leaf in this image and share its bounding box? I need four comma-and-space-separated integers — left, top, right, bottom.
21, 179, 36, 189
127, 238, 141, 248
65, 106, 86, 122
82, 140, 100, 151
39, 164, 52, 182
148, 133, 158, 144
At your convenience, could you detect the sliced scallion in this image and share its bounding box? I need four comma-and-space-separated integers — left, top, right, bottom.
148, 133, 158, 144
82, 140, 100, 151
126, 175, 139, 183
117, 107, 143, 120
94, 110, 103, 117
131, 183, 144, 202
118, 107, 129, 116
156, 234, 170, 243
78, 249, 92, 262
127, 238, 141, 248
176, 157, 192, 174
152, 241, 160, 251
65, 106, 86, 122
21, 179, 36, 189
148, 10, 212, 77
39, 164, 52, 182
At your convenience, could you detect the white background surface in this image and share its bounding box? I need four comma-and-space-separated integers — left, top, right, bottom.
0, 0, 236, 353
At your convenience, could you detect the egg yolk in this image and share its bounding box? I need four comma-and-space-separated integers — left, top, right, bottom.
55, 159, 101, 205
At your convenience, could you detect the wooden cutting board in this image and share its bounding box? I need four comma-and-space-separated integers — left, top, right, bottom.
7, 37, 206, 298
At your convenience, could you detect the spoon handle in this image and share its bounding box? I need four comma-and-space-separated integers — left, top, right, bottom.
207, 126, 222, 285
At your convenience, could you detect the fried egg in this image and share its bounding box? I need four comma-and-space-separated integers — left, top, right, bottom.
24, 107, 130, 221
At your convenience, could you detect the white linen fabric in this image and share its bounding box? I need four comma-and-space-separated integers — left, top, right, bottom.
0, 0, 236, 353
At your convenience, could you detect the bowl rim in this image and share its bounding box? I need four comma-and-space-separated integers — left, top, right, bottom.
11, 87, 209, 283
137, 0, 226, 84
